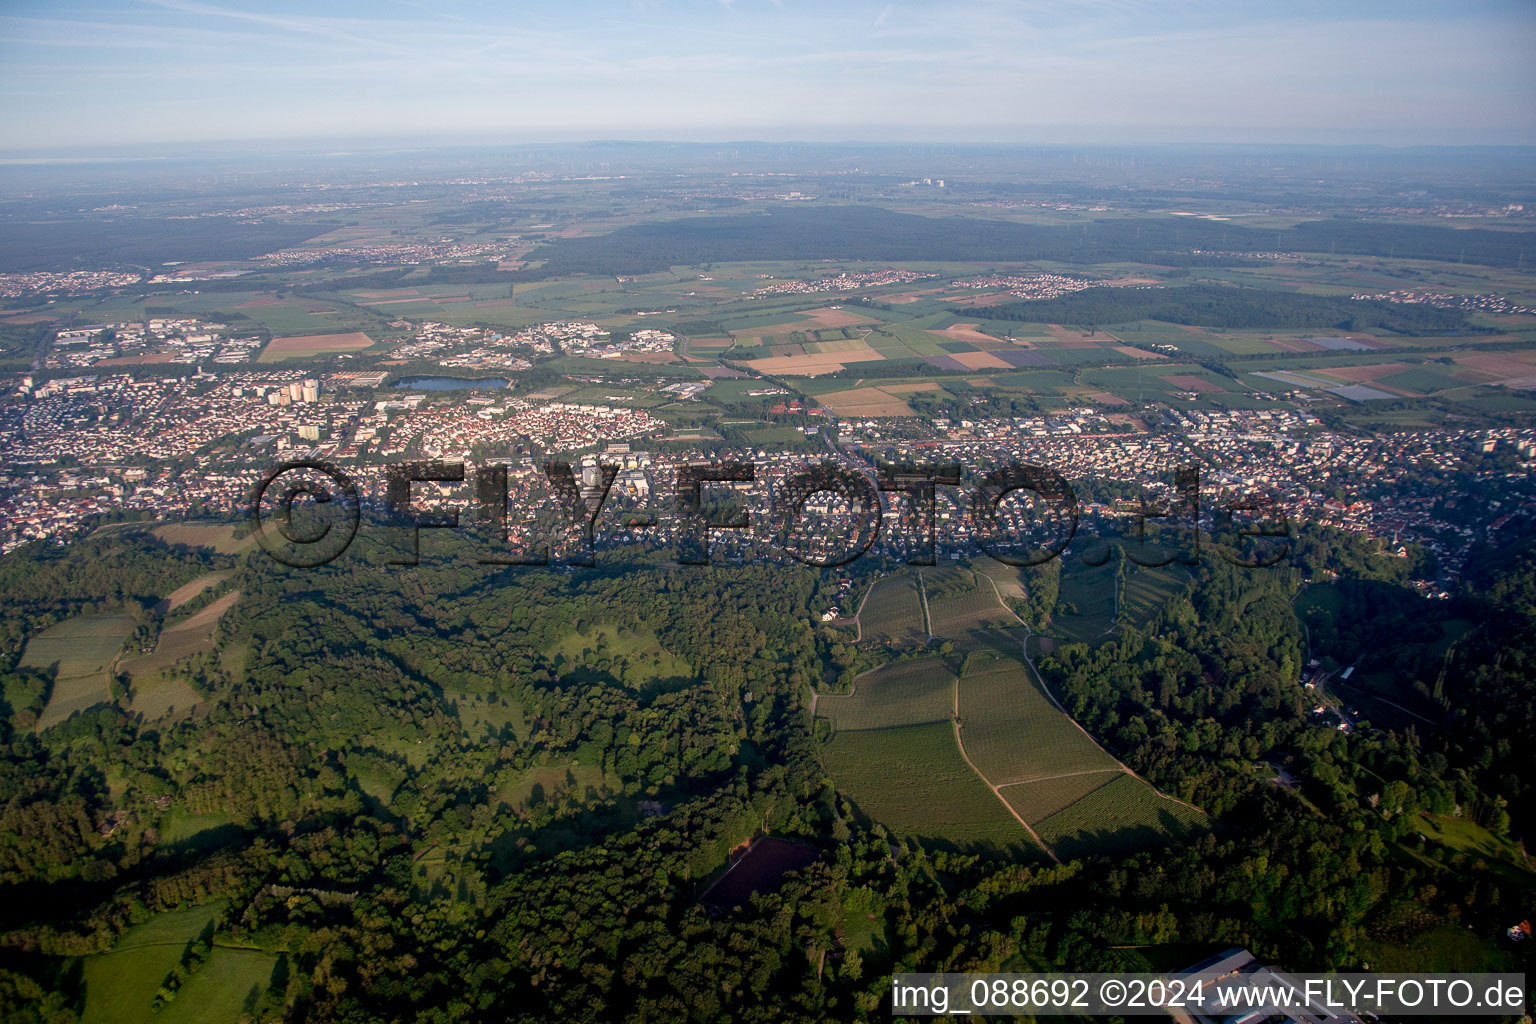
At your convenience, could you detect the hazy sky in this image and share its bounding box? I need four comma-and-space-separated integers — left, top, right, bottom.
2, 0, 1533, 150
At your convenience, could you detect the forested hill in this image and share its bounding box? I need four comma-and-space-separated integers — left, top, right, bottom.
512, 205, 1536, 279
1, 526, 1533, 1020
963, 283, 1472, 332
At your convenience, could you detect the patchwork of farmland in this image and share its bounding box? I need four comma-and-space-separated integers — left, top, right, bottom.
817, 656, 954, 732
21, 614, 136, 729
820, 722, 1037, 856
1031, 773, 1206, 860
955, 651, 1118, 785
1119, 567, 1189, 630
1050, 558, 1119, 642
922, 567, 1017, 636
1001, 769, 1124, 825
856, 573, 928, 644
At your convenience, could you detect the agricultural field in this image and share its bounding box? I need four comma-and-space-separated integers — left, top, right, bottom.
156, 571, 232, 614
955, 651, 1119, 785
21, 613, 136, 730
816, 656, 955, 733
257, 330, 376, 361
1119, 567, 1189, 630
121, 591, 240, 721
974, 560, 1028, 603
855, 573, 928, 645
1031, 773, 1206, 860
151, 521, 253, 555
77, 902, 280, 1024
922, 567, 1017, 636
820, 722, 1036, 857
1001, 769, 1124, 825
1049, 558, 1119, 642
812, 385, 917, 416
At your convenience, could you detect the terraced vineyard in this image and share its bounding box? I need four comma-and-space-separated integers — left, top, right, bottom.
1001, 769, 1123, 825
1032, 773, 1206, 860
822, 572, 1206, 862
956, 651, 1119, 784
820, 722, 1039, 857
856, 573, 928, 644
1120, 566, 1188, 630
922, 567, 1017, 636
817, 656, 955, 732
974, 560, 1028, 602
1050, 558, 1118, 642
21, 614, 136, 729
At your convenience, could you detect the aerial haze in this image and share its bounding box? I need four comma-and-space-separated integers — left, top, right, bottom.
1, 0, 1534, 149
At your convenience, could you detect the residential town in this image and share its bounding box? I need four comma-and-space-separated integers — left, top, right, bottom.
2, 359, 1530, 585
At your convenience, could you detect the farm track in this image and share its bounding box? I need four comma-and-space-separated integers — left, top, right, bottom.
820, 566, 1205, 855
950, 673, 1061, 865
995, 767, 1123, 791
979, 570, 1209, 818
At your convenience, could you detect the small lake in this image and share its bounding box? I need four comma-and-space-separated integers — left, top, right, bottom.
392, 376, 509, 391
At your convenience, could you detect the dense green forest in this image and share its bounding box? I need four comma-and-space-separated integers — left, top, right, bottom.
0, 522, 1531, 1022
966, 283, 1472, 332
0, 220, 333, 274
513, 206, 1536, 279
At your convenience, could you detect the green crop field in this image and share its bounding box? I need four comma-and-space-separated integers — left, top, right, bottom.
1050, 559, 1119, 642
974, 560, 1028, 602
922, 567, 1016, 636
546, 622, 693, 690
1119, 568, 1188, 630
22, 614, 136, 729
956, 652, 1118, 785
817, 656, 954, 732
1376, 365, 1466, 394
1032, 773, 1205, 860
857, 573, 928, 644
1001, 769, 1124, 824
78, 901, 280, 1024
821, 722, 1036, 857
